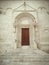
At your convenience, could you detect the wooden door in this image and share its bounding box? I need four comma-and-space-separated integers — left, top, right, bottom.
21, 28, 29, 45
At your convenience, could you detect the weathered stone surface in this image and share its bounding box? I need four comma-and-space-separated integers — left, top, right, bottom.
0, 48, 49, 65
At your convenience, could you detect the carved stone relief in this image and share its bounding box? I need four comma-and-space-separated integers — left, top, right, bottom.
13, 12, 39, 49
0, 1, 49, 15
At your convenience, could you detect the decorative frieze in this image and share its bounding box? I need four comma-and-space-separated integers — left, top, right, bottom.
0, 6, 49, 15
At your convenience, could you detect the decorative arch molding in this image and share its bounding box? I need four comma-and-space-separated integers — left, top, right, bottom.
14, 13, 36, 27
14, 12, 39, 49
38, 7, 47, 10
15, 12, 35, 20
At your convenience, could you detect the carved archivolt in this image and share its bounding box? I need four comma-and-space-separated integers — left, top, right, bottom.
13, 12, 38, 37
14, 13, 36, 28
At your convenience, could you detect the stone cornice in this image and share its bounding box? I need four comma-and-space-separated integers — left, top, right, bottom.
0, 7, 49, 15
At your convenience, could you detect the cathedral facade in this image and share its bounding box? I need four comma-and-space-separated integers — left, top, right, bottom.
0, 0, 49, 65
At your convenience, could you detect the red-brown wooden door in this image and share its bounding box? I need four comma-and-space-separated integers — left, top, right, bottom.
21, 28, 29, 45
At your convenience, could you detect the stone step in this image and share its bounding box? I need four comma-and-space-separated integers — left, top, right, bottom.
0, 49, 49, 65
0, 54, 49, 58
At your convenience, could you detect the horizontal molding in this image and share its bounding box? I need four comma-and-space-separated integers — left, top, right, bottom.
40, 44, 49, 46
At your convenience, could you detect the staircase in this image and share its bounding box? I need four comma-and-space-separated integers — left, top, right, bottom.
0, 47, 49, 65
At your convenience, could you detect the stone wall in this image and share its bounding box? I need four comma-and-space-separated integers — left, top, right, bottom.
0, 0, 49, 53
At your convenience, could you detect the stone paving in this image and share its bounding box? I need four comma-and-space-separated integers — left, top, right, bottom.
0, 48, 49, 65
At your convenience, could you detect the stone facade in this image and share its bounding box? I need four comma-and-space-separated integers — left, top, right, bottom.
0, 0, 49, 53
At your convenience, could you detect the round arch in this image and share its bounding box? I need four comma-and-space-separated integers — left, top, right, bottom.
14, 12, 37, 49
14, 13, 36, 27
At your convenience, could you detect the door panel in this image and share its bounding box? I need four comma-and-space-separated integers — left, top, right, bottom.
21, 28, 29, 45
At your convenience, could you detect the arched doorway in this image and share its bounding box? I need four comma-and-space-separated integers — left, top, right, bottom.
14, 13, 38, 49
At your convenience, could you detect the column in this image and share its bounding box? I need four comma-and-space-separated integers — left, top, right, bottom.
33, 24, 37, 49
